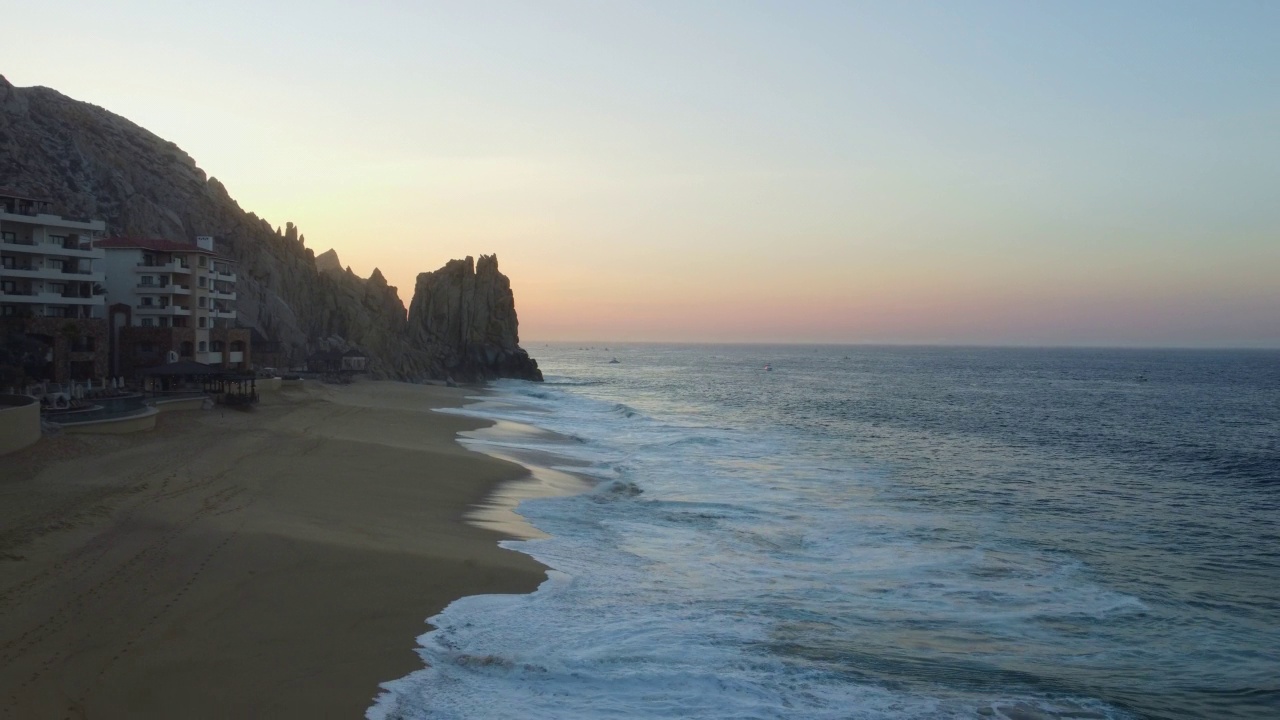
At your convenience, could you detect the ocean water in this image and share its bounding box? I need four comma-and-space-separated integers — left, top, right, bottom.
369, 345, 1280, 720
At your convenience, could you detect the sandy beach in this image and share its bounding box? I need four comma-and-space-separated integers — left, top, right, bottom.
0, 381, 546, 719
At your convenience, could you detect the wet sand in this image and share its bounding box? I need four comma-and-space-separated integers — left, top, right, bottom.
0, 381, 545, 719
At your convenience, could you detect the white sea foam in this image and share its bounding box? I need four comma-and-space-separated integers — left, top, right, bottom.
369, 370, 1141, 720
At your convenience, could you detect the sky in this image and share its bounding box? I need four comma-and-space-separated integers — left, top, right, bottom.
5, 1, 1278, 346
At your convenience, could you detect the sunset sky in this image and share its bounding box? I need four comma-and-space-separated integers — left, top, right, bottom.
7, 1, 1278, 346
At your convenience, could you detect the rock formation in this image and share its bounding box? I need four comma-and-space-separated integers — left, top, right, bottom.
0, 76, 540, 381
408, 255, 541, 381
314, 248, 343, 274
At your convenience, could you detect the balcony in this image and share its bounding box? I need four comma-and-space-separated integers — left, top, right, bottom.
0, 290, 101, 306
214, 270, 237, 282
135, 304, 192, 316
136, 283, 192, 295
1, 236, 104, 259
55, 294, 103, 306
1, 265, 104, 283
135, 261, 192, 274
0, 208, 106, 233
61, 267, 104, 281
209, 289, 237, 301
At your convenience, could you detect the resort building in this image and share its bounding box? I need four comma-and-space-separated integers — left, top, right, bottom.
97, 236, 250, 376
0, 191, 109, 382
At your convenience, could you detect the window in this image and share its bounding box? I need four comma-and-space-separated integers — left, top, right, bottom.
141, 297, 154, 306
1, 306, 14, 317
140, 276, 154, 286
198, 341, 207, 352
50, 234, 67, 247
198, 317, 206, 328
141, 318, 155, 327
211, 340, 225, 352
1, 257, 12, 269
198, 296, 207, 308
159, 317, 170, 328
198, 256, 207, 267
198, 276, 207, 288
143, 254, 154, 267
1, 231, 15, 242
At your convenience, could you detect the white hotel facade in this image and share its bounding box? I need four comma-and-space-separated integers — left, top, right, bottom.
0, 192, 106, 321
97, 236, 249, 371
0, 191, 110, 382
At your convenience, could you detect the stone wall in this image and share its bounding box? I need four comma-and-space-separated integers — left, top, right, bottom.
0, 317, 109, 382
210, 327, 251, 370
0, 394, 40, 456
118, 326, 196, 378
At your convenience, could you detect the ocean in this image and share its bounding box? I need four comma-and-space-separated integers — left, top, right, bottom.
369, 344, 1280, 720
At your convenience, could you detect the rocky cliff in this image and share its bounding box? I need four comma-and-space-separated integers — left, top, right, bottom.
0, 76, 540, 381
408, 255, 540, 381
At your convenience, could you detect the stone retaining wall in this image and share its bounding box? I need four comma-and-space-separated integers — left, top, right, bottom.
0, 394, 41, 456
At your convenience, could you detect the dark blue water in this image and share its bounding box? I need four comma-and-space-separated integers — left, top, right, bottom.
372, 345, 1280, 720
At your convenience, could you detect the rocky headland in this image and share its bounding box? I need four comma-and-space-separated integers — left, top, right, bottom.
0, 75, 540, 381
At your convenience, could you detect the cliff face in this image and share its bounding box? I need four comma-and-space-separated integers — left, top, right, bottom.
408, 255, 541, 381
0, 76, 539, 381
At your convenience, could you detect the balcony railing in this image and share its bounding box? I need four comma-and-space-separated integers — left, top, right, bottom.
137, 283, 192, 294
135, 261, 192, 274
1, 237, 101, 256
1, 265, 103, 281
135, 304, 192, 316
0, 291, 99, 305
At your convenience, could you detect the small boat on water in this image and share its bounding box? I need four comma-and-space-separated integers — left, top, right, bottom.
609, 358, 620, 364
764, 363, 772, 371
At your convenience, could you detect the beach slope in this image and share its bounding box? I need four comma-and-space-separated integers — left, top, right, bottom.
0, 381, 543, 719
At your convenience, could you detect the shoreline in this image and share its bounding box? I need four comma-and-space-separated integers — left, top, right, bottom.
0, 380, 549, 719
455, 418, 595, 540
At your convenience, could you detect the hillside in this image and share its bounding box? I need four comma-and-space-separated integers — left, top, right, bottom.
0, 76, 540, 381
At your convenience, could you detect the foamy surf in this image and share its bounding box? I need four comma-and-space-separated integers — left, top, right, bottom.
370, 346, 1280, 719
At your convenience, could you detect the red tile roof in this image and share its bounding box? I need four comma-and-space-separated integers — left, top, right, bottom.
95, 237, 232, 261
